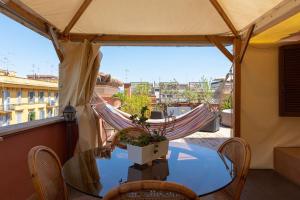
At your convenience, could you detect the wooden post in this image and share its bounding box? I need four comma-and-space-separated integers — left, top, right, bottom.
233, 38, 242, 137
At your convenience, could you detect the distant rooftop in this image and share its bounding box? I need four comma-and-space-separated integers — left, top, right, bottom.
27, 74, 58, 82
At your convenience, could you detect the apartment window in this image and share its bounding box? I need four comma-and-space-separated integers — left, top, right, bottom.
48, 91, 52, 103
39, 109, 45, 119
2, 90, 10, 111
47, 109, 53, 118
28, 91, 35, 104
55, 92, 59, 102
38, 91, 44, 103
16, 111, 22, 123
54, 108, 59, 116
48, 91, 56, 106
0, 114, 10, 127
28, 110, 35, 121
17, 89, 22, 104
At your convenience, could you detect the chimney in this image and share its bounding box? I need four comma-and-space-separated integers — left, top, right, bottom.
124, 83, 131, 97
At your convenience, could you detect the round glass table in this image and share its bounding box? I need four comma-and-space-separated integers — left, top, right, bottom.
62, 142, 235, 198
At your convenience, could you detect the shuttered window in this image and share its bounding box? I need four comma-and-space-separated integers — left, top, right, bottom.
279, 44, 300, 116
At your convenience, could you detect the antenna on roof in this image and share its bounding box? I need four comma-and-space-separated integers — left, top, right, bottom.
3, 57, 8, 73
32, 64, 35, 78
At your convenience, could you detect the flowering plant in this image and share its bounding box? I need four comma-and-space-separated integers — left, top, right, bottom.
119, 106, 175, 147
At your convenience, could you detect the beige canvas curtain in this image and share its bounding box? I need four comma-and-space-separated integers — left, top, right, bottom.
59, 39, 102, 152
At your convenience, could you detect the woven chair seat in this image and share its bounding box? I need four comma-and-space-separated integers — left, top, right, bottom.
103, 180, 200, 200
117, 190, 194, 200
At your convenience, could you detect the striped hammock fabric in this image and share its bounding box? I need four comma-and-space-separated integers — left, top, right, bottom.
91, 94, 216, 140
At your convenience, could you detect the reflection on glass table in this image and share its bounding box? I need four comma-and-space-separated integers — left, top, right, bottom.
62, 142, 235, 198
127, 159, 169, 182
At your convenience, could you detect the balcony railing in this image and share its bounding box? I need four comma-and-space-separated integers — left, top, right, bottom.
47, 100, 58, 107
0, 101, 58, 111
0, 104, 15, 111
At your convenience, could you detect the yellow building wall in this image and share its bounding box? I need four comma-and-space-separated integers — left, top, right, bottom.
0, 87, 58, 125
241, 45, 300, 169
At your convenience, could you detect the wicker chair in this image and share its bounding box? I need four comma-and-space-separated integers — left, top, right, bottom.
28, 145, 98, 200
103, 180, 200, 200
202, 137, 251, 200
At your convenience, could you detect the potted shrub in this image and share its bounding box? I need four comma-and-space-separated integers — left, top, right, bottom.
119, 106, 174, 165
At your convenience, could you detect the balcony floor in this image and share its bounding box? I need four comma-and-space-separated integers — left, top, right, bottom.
242, 169, 300, 200
175, 133, 300, 200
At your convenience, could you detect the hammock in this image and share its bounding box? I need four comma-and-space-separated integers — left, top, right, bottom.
91, 95, 216, 140
92, 65, 232, 141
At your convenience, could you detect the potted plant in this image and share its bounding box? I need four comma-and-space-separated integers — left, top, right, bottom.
119, 106, 174, 165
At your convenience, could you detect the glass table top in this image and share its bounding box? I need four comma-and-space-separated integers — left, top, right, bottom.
62, 142, 235, 198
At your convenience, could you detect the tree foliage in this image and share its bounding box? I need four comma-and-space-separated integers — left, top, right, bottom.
221, 95, 232, 110
198, 76, 213, 104
114, 84, 152, 117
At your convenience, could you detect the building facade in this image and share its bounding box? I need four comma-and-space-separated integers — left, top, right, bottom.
0, 71, 59, 126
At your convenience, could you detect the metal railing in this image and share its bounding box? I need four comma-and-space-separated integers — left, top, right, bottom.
0, 101, 58, 111
0, 104, 15, 111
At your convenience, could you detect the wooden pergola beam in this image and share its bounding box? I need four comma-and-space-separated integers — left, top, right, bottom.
239, 24, 255, 63
48, 26, 64, 62
59, 34, 234, 45
63, 0, 93, 35
0, 0, 57, 38
206, 35, 233, 62
210, 0, 239, 37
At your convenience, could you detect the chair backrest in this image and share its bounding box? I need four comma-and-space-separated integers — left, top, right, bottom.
103, 180, 199, 200
218, 137, 251, 200
28, 146, 68, 200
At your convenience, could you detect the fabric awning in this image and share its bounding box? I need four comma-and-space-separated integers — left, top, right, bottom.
19, 0, 285, 35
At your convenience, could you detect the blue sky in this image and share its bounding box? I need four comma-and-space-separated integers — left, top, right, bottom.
0, 14, 231, 83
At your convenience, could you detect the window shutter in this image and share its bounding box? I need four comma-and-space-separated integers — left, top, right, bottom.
279, 44, 300, 116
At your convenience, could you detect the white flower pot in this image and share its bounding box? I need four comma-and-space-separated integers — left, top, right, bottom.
127, 140, 169, 165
